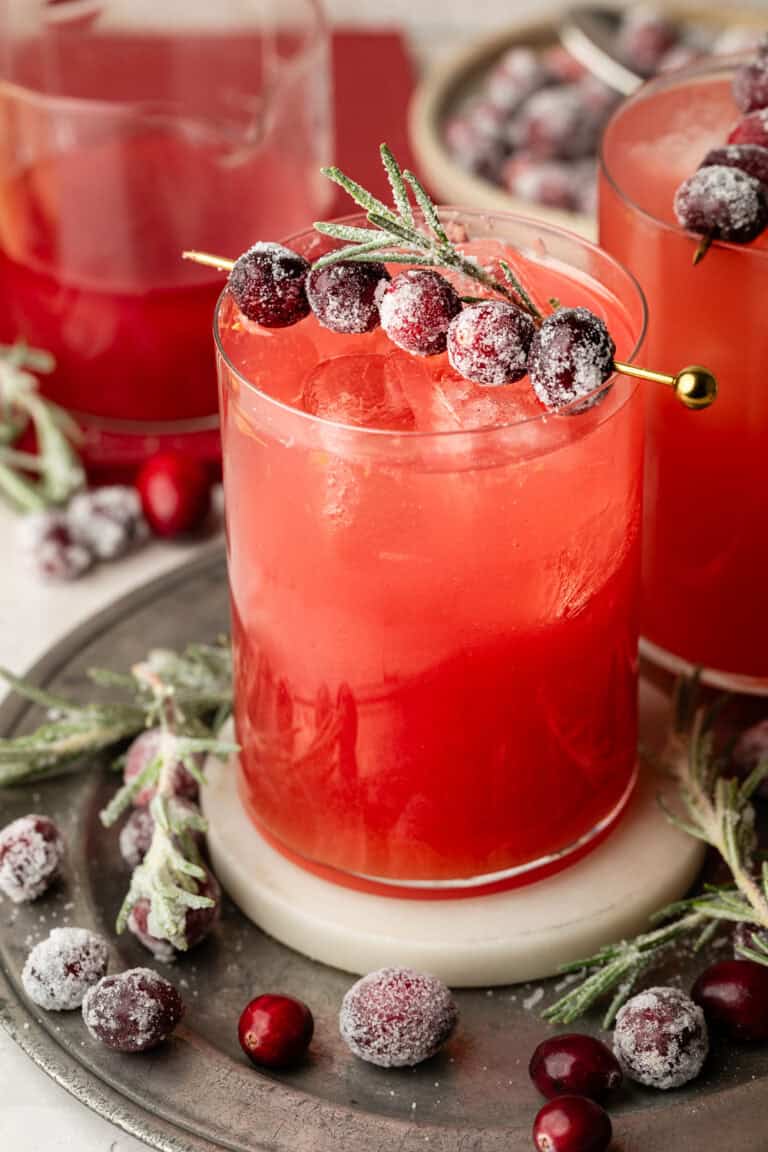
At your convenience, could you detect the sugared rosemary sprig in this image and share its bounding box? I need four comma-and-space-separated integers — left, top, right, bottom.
0, 342, 84, 512
314, 144, 545, 322
544, 678, 768, 1026
108, 659, 236, 951
0, 642, 233, 787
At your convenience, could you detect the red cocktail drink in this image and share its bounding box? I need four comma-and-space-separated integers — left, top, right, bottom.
600, 59, 768, 687
217, 212, 646, 891
0, 3, 330, 478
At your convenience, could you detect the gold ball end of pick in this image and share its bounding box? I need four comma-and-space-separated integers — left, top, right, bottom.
674, 365, 717, 410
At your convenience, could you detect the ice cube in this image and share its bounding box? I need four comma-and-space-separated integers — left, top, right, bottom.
389, 352, 541, 432
300, 354, 416, 431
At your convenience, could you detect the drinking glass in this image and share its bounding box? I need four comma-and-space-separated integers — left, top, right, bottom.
600, 57, 768, 691
0, 0, 331, 478
216, 210, 647, 894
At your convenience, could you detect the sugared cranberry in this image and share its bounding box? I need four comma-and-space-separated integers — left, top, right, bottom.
733, 57, 768, 115
22, 927, 108, 1011
0, 815, 64, 903
136, 452, 212, 538
306, 261, 390, 334
127, 867, 220, 960
82, 967, 184, 1052
528, 307, 615, 412
17, 511, 94, 581
728, 109, 768, 149
733, 921, 768, 961
529, 1034, 622, 1102
67, 486, 147, 560
532, 1095, 612, 1152
542, 45, 588, 83
119, 807, 155, 868
238, 993, 314, 1068
700, 145, 768, 191
613, 986, 708, 1089
617, 6, 679, 77
692, 959, 768, 1042
339, 966, 457, 1068
674, 165, 768, 245
447, 300, 535, 386
486, 46, 548, 112
228, 242, 310, 328
123, 728, 200, 807
512, 86, 599, 162
503, 158, 581, 212
378, 270, 462, 357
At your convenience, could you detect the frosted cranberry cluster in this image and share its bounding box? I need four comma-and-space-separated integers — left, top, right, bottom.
227, 243, 617, 414
675, 38, 768, 251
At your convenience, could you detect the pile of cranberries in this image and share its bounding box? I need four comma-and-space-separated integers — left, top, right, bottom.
228, 243, 617, 414
675, 37, 768, 251
442, 9, 763, 215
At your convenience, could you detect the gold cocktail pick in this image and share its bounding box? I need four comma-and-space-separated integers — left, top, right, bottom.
183, 249, 718, 411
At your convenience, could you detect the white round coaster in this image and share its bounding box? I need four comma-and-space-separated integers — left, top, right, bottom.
202, 680, 703, 986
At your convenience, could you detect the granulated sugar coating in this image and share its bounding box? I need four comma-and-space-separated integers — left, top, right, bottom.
118, 807, 155, 868
228, 242, 310, 328
377, 270, 463, 357
22, 927, 108, 1010
0, 815, 64, 904
674, 165, 768, 244
82, 968, 184, 1052
306, 261, 390, 335
528, 307, 615, 411
613, 986, 708, 1090
339, 967, 458, 1068
447, 301, 535, 386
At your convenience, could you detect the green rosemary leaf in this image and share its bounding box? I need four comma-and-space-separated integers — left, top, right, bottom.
402, 169, 449, 244
366, 212, 430, 249
99, 754, 161, 827
380, 144, 413, 226
0, 462, 48, 513
500, 259, 544, 322
319, 165, 397, 224
342, 252, 441, 267
739, 758, 768, 804
313, 221, 384, 245
735, 943, 768, 965
657, 792, 712, 842
312, 240, 398, 271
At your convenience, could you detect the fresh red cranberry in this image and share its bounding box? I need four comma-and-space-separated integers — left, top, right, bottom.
728, 109, 768, 149
617, 7, 678, 77
692, 959, 768, 1042
17, 511, 94, 581
613, 986, 708, 1089
378, 270, 462, 357
22, 927, 108, 1011
674, 165, 768, 244
82, 968, 184, 1052
701, 145, 768, 191
512, 86, 600, 162
733, 57, 768, 115
339, 966, 457, 1068
532, 1095, 612, 1152
238, 993, 314, 1069
228, 242, 310, 328
529, 1034, 622, 1102
67, 486, 147, 560
528, 307, 615, 413
127, 867, 220, 961
123, 728, 200, 806
136, 452, 212, 538
0, 814, 64, 903
306, 260, 390, 334
447, 300, 535, 386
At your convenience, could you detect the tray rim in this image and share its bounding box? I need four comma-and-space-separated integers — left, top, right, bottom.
1, 544, 768, 1151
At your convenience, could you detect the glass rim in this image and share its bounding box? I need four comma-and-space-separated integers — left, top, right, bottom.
0, 0, 327, 116
599, 51, 768, 261
214, 206, 649, 442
